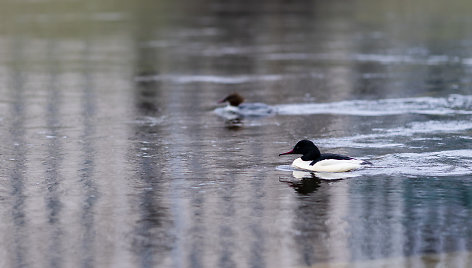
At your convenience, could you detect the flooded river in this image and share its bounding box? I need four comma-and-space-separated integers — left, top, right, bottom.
2, 0, 472, 267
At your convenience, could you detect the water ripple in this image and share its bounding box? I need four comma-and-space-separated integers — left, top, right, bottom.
265, 52, 462, 65
365, 149, 472, 177
275, 94, 472, 116
315, 119, 472, 150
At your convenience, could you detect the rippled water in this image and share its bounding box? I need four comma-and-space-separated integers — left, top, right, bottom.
276, 94, 472, 116
2, 0, 472, 267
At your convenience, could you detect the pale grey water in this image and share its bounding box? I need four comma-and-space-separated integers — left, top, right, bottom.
2, 0, 472, 267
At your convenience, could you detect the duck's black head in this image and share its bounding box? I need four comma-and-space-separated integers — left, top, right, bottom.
279, 140, 321, 161
218, 93, 245, 107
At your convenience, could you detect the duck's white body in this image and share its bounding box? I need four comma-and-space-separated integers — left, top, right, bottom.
214, 105, 239, 120
214, 104, 275, 120
291, 158, 365, 172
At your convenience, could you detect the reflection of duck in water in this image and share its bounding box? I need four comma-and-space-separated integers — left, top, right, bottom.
281, 171, 359, 194
280, 140, 371, 172
292, 170, 359, 180
214, 93, 275, 120
280, 177, 321, 195
281, 170, 359, 194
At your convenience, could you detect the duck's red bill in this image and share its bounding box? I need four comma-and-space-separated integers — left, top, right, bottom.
279, 149, 294, 156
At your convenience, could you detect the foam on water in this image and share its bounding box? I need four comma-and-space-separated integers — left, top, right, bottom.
315, 119, 472, 149
364, 149, 472, 177
135, 74, 285, 84
316, 119, 472, 177
265, 52, 462, 65
275, 94, 472, 116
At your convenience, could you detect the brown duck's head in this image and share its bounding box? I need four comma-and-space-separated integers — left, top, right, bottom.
218, 93, 245, 107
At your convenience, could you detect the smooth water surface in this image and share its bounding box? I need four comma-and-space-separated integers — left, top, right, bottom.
2, 0, 472, 267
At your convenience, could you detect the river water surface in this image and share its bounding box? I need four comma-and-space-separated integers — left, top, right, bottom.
2, 0, 472, 267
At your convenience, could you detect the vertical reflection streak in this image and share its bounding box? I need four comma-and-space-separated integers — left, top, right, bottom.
130, 103, 171, 268
218, 181, 236, 268
247, 172, 266, 268
44, 39, 64, 268
131, 72, 172, 267
79, 39, 98, 268
184, 87, 207, 268
7, 36, 29, 268
188, 192, 204, 268
132, 49, 160, 268
246, 141, 267, 268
